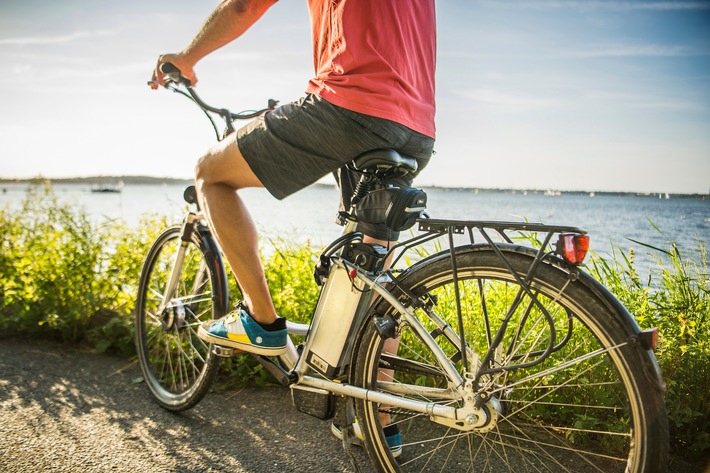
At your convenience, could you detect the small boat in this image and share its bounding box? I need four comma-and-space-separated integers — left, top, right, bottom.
91, 180, 124, 193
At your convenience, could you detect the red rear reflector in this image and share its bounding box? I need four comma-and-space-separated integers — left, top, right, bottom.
639, 328, 659, 351
557, 233, 590, 265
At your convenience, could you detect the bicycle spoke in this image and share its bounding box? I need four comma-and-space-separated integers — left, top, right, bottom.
355, 246, 666, 472
135, 226, 222, 409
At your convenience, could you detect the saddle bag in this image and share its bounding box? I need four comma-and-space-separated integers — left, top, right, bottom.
354, 187, 427, 232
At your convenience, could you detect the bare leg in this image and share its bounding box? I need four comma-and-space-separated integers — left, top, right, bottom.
363, 235, 398, 427
194, 133, 277, 325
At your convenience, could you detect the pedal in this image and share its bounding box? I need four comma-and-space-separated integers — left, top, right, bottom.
211, 345, 241, 357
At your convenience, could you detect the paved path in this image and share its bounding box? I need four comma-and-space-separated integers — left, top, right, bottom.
0, 338, 372, 472
0, 338, 705, 473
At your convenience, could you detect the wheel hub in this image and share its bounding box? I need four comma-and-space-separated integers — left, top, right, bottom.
430, 372, 504, 433
431, 395, 502, 433
161, 301, 188, 331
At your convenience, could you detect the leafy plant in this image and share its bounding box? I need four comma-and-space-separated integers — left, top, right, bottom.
589, 234, 709, 457
263, 236, 320, 324
0, 181, 164, 355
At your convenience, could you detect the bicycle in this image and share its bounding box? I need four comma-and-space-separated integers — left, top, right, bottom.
136, 65, 669, 472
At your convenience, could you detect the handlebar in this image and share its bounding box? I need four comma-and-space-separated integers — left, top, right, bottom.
149, 62, 278, 141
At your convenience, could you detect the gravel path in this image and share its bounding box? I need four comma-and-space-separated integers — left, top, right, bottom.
1, 338, 705, 473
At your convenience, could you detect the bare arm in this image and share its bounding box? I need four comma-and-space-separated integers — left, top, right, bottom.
152, 0, 277, 87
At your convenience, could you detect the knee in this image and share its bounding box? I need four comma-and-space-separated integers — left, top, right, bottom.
193, 134, 259, 191
194, 151, 224, 195
194, 151, 225, 203
194, 153, 210, 186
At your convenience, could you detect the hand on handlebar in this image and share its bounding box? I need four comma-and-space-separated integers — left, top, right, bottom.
146, 58, 279, 141
149, 53, 197, 89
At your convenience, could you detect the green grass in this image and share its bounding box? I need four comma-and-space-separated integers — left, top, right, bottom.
1, 182, 707, 457
588, 238, 709, 456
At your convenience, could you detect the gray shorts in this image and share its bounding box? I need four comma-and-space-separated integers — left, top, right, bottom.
237, 94, 435, 240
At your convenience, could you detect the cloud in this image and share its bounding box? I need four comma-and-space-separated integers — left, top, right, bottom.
476, 1, 710, 11
568, 44, 710, 58
585, 91, 708, 112
11, 64, 32, 74
457, 89, 559, 111
0, 30, 114, 46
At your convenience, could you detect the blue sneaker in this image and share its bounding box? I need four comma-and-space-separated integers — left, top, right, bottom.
197, 308, 287, 356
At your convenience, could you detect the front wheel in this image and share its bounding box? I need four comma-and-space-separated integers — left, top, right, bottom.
135, 224, 227, 411
353, 246, 668, 472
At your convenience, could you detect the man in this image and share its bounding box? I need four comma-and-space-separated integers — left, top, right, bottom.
152, 0, 436, 361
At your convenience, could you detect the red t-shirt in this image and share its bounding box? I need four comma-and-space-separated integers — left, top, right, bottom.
306, 0, 436, 139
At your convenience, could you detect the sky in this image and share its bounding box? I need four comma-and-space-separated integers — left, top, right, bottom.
0, 0, 709, 194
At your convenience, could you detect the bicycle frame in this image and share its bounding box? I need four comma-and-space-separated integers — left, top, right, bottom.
153, 209, 474, 422
152, 64, 641, 425
244, 216, 598, 426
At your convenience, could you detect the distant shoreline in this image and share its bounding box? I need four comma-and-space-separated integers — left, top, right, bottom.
0, 175, 192, 186
0, 175, 707, 199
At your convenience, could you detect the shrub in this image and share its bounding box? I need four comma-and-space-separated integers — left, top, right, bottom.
1, 182, 104, 340
589, 239, 710, 457
0, 182, 164, 355
263, 236, 320, 324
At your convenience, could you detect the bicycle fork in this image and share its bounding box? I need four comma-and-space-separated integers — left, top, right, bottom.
156, 212, 201, 315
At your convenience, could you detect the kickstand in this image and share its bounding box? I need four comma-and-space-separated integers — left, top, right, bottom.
341, 425, 361, 473
338, 397, 361, 473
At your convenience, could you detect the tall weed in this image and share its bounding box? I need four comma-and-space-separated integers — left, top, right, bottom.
0, 182, 164, 354
263, 236, 320, 324
589, 239, 710, 456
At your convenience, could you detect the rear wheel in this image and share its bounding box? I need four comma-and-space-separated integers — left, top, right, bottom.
354, 247, 668, 472
135, 225, 225, 411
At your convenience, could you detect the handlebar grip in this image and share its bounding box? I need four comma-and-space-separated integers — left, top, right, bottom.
160, 62, 179, 74
160, 62, 191, 86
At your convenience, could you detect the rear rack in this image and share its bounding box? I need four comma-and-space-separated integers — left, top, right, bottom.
418, 218, 586, 239
384, 218, 589, 383
385, 218, 587, 271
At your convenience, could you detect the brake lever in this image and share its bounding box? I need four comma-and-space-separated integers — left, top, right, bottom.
147, 62, 191, 89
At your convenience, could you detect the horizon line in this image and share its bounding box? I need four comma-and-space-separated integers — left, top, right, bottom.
1, 175, 707, 197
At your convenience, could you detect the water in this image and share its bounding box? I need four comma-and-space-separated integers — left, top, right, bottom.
2, 182, 708, 274
425, 189, 709, 258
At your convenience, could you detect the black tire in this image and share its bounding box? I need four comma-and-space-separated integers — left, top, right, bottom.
353, 245, 668, 472
135, 225, 227, 411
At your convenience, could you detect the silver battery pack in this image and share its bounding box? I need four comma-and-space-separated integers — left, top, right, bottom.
305, 264, 372, 378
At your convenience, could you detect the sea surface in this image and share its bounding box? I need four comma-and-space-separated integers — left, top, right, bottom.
2, 182, 708, 277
